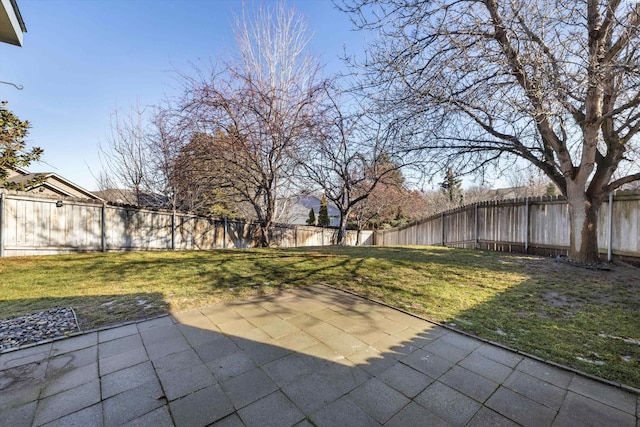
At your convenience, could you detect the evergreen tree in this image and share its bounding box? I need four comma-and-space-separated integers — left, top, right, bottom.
306, 207, 316, 226
0, 102, 43, 187
440, 167, 463, 204
317, 195, 330, 227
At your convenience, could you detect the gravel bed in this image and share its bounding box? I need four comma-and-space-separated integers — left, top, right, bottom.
0, 308, 80, 351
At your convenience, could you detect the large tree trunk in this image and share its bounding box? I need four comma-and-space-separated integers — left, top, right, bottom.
336, 209, 350, 246
566, 187, 602, 264
258, 223, 270, 247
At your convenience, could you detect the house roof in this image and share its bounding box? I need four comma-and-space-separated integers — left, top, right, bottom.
4, 167, 103, 200
93, 189, 138, 205
93, 188, 168, 208
0, 0, 27, 47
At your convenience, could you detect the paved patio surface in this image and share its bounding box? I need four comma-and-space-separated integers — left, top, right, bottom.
0, 285, 638, 426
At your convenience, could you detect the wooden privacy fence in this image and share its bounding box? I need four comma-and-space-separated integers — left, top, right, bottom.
5, 190, 639, 260
374, 191, 640, 261
0, 192, 373, 257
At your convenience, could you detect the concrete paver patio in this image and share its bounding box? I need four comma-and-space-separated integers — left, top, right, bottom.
0, 285, 638, 426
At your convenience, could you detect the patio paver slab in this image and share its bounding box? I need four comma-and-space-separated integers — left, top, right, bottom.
347, 377, 410, 423
237, 390, 304, 427
385, 401, 449, 427
485, 386, 558, 427
415, 381, 482, 425
309, 396, 379, 427
553, 391, 636, 427
169, 384, 234, 427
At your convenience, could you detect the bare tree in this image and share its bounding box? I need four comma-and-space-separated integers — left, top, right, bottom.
341, 0, 640, 263
299, 86, 412, 245
98, 103, 153, 206
98, 103, 182, 208
180, 2, 325, 246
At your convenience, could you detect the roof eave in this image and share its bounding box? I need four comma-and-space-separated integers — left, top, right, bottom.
0, 0, 26, 46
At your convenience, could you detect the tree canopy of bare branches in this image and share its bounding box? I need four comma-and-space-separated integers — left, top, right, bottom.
99, 102, 195, 210
340, 0, 640, 263
298, 85, 413, 245
181, 3, 326, 246
99, 104, 159, 206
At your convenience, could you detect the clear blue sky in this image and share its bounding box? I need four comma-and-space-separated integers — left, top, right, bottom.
0, 0, 366, 191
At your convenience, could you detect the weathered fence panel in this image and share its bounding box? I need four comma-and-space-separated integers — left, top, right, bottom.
477, 201, 528, 252
529, 200, 569, 250
373, 191, 640, 261
609, 193, 640, 257
0, 192, 372, 257
4, 196, 104, 255
293, 226, 319, 247
445, 208, 476, 248
5, 190, 638, 260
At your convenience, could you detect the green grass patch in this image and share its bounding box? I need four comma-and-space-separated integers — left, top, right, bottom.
1, 245, 638, 388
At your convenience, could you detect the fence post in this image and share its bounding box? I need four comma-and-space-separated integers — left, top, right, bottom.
525, 198, 530, 253
441, 212, 446, 246
223, 217, 227, 249
171, 211, 176, 250
474, 203, 479, 249
101, 202, 107, 253
0, 191, 5, 257
608, 192, 614, 262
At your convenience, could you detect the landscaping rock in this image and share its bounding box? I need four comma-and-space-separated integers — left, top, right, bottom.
0, 308, 80, 351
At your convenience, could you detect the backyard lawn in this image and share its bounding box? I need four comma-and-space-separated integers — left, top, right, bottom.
1, 245, 638, 389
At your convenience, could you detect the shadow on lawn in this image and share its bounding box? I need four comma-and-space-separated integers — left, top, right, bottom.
53, 250, 357, 292
290, 245, 511, 266
65, 244, 525, 297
